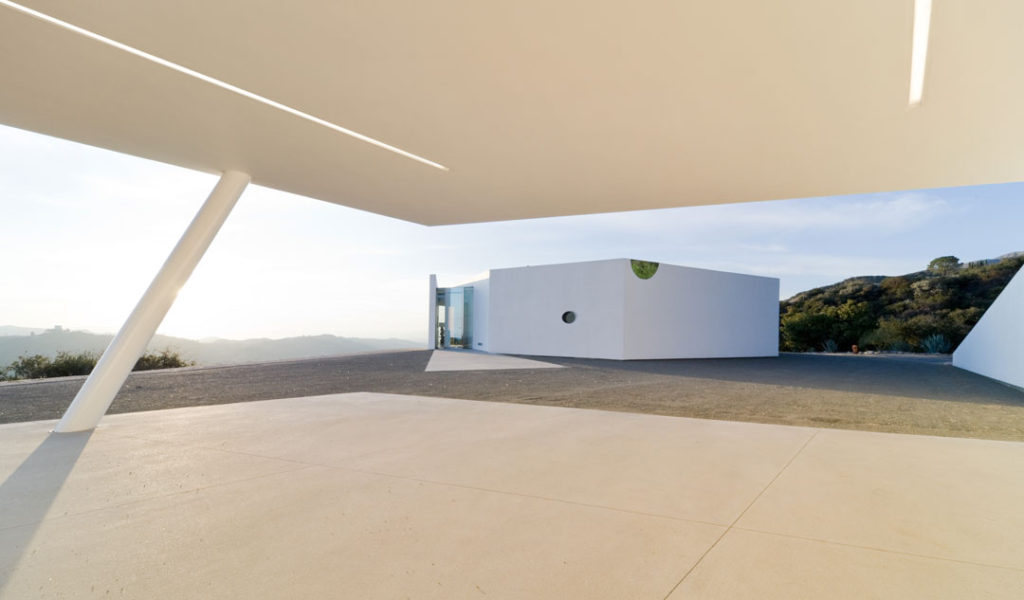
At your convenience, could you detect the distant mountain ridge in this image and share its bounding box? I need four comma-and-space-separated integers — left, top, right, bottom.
780, 252, 1024, 353
0, 325, 47, 337
0, 328, 419, 368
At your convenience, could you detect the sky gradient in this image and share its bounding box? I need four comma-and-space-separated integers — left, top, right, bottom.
2, 124, 1022, 343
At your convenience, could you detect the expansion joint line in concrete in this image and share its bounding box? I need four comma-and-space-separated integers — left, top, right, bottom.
659, 430, 820, 600
725, 526, 1024, 574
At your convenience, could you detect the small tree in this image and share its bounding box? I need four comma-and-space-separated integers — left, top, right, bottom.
47, 351, 98, 377
8, 354, 52, 380
133, 348, 195, 371
928, 256, 961, 276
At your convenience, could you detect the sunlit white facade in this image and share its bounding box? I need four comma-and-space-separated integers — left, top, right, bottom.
430, 259, 779, 360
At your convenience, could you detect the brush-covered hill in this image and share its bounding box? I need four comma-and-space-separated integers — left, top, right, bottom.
780, 252, 1024, 353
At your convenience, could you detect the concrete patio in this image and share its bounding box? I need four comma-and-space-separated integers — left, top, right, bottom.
424, 349, 563, 372
2, 392, 1022, 598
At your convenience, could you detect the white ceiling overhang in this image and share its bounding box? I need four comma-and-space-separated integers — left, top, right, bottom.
1, 1, 1022, 225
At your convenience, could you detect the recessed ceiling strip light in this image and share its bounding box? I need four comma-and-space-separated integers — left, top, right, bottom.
0, 0, 449, 171
908, 0, 932, 106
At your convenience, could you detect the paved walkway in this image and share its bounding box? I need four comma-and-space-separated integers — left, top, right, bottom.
425, 349, 563, 372
1, 393, 1022, 598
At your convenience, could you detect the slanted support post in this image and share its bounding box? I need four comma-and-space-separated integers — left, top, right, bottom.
55, 171, 250, 432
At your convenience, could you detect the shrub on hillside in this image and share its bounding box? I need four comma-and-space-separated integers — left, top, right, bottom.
8, 354, 51, 379
781, 255, 1022, 353
2, 348, 195, 381
4, 351, 97, 380
927, 256, 962, 276
48, 351, 100, 377
921, 334, 952, 354
133, 348, 195, 371
780, 300, 875, 352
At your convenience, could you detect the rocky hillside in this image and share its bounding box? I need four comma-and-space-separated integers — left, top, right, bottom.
780, 252, 1023, 353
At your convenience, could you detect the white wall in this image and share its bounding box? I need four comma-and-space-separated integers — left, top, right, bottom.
488, 260, 627, 359
623, 262, 779, 358
427, 274, 437, 349
485, 259, 778, 360
953, 267, 1024, 389
465, 277, 490, 351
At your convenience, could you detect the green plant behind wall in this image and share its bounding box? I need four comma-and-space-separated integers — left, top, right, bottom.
631, 260, 659, 280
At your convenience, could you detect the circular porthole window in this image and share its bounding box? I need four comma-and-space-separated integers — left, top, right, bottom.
561, 311, 576, 324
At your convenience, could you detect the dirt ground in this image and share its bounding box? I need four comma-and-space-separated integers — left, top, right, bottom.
2, 350, 1023, 441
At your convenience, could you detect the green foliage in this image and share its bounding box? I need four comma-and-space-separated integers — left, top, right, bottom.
8, 354, 54, 379
133, 348, 195, 371
921, 333, 952, 354
927, 255, 962, 276
630, 259, 659, 280
4, 351, 97, 380
780, 299, 875, 352
781, 255, 1023, 353
780, 312, 836, 352
48, 351, 99, 377
2, 348, 194, 381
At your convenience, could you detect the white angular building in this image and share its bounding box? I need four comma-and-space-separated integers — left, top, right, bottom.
953, 267, 1024, 390
429, 259, 779, 360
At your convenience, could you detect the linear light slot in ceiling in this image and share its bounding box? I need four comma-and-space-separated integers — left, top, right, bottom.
908, 0, 932, 106
0, 0, 449, 171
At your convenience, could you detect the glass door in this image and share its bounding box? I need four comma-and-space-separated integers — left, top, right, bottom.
435, 287, 473, 349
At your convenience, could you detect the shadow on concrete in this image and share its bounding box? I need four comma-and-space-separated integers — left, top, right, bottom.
0, 430, 92, 593
539, 353, 1024, 407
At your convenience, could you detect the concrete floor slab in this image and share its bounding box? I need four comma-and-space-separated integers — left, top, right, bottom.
425, 349, 563, 372
328, 396, 813, 525
670, 528, 1024, 599
735, 427, 1024, 569
0, 422, 304, 532
3, 392, 1024, 598
2, 465, 723, 599
98, 393, 814, 525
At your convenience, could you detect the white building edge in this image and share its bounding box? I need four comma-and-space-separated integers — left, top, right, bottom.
430, 259, 779, 360
953, 267, 1024, 390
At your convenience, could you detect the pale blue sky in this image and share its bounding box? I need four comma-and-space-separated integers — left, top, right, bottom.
2, 123, 1022, 342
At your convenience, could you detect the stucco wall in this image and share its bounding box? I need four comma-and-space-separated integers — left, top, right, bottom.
465, 277, 490, 351
488, 260, 627, 359
952, 267, 1024, 389
427, 274, 438, 349
485, 259, 778, 360
623, 262, 779, 358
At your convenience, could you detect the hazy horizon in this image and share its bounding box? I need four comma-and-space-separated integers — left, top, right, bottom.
3, 123, 1023, 343
0, 324, 420, 343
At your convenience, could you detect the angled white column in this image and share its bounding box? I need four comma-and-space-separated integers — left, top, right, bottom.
55, 171, 250, 432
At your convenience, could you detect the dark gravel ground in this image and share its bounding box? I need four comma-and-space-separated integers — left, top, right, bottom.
2, 350, 1023, 441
